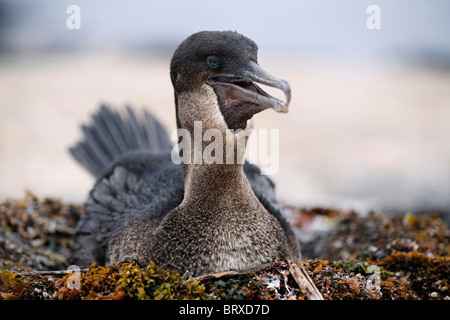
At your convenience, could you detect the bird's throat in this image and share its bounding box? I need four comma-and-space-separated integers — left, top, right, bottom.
174, 85, 258, 206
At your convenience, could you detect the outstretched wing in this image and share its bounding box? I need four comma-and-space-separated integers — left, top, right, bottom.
69, 105, 172, 178
69, 106, 180, 266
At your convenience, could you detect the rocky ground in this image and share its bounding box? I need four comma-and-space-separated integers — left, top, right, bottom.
0, 192, 448, 300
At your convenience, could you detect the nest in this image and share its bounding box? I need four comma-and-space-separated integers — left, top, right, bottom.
0, 193, 448, 300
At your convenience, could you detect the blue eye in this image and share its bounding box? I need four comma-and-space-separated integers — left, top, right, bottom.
208, 58, 218, 68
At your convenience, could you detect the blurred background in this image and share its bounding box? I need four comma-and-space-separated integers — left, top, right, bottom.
0, 0, 449, 218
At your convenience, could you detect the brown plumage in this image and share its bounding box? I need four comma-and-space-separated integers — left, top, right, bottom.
70, 31, 300, 276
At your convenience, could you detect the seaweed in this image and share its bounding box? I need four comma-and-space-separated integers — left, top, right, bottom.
0, 194, 449, 300
0, 191, 81, 270
375, 251, 449, 300
116, 261, 212, 300
202, 260, 308, 300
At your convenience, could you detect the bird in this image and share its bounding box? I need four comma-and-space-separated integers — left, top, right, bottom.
69, 31, 300, 276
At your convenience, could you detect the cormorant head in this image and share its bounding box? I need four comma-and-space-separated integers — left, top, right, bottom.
170, 31, 291, 131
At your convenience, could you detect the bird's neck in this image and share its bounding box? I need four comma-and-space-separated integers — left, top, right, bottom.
182, 162, 253, 203
179, 128, 255, 204
174, 86, 256, 205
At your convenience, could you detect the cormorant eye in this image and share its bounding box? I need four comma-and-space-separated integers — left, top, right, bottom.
208, 58, 218, 68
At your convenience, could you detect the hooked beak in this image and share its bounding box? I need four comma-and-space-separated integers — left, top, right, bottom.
206, 60, 291, 113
